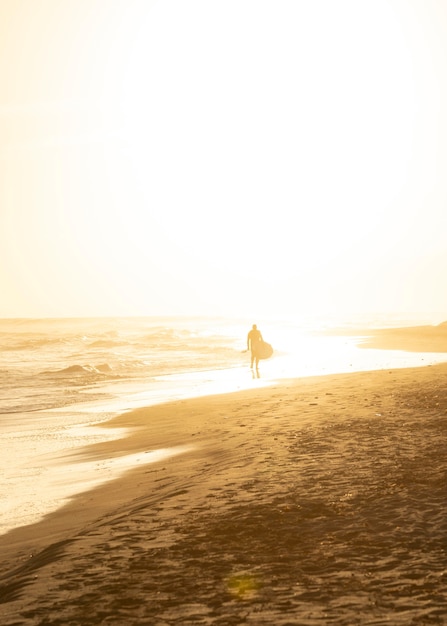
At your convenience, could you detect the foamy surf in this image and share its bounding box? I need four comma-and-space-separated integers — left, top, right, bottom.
0, 443, 194, 536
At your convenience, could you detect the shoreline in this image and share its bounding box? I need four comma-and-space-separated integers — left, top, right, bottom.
1, 344, 444, 539
2, 320, 447, 540
2, 360, 447, 623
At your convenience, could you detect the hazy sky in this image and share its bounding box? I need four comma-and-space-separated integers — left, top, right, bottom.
1, 0, 446, 319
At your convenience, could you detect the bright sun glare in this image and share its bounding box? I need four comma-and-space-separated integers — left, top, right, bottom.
1, 0, 446, 317
118, 0, 416, 277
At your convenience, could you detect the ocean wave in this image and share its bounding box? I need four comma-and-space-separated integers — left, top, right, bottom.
141, 327, 202, 344
87, 339, 126, 348
118, 359, 148, 370
44, 363, 115, 377
1, 336, 69, 351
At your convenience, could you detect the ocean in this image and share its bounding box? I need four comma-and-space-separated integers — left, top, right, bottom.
1, 313, 446, 536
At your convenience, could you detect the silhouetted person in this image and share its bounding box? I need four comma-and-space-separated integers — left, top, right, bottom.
247, 324, 263, 370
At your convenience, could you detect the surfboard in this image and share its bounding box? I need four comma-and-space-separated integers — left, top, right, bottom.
258, 341, 273, 360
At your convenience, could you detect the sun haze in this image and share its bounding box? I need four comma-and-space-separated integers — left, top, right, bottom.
0, 0, 446, 319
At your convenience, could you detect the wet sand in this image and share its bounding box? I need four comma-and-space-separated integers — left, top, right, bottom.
357, 321, 447, 353
1, 358, 447, 624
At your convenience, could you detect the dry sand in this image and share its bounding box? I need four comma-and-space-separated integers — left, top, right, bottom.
1, 358, 447, 624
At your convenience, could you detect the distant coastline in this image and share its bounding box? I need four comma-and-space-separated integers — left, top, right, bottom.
356, 322, 447, 353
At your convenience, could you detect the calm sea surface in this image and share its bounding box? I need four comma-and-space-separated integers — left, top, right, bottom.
1, 314, 446, 536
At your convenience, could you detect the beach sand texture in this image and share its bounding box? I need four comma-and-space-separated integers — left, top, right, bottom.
1, 361, 447, 624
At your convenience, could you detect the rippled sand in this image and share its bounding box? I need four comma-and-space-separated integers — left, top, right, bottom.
1, 362, 447, 625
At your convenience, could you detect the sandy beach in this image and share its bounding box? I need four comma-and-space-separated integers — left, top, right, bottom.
3, 0, 447, 622
1, 356, 447, 624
